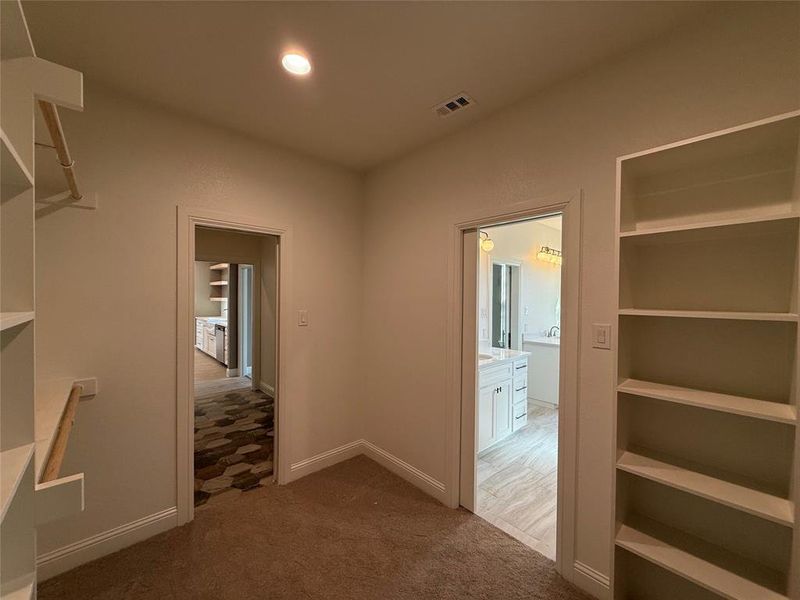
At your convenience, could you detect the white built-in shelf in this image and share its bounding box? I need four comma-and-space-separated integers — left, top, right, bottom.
210, 297, 226, 302
618, 379, 797, 425
209, 281, 228, 286
619, 211, 800, 239
0, 444, 33, 522
209, 263, 228, 271
0, 312, 34, 332
618, 308, 799, 322
616, 451, 794, 527
34, 377, 75, 482
0, 572, 36, 600
1, 129, 34, 200
616, 522, 788, 600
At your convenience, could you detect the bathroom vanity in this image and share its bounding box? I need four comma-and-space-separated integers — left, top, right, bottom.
477, 349, 530, 452
522, 336, 560, 406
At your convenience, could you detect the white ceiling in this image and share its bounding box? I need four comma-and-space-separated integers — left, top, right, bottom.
25, 1, 720, 171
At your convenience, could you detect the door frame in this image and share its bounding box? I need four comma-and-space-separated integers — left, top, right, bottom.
446, 190, 582, 579
176, 206, 290, 525
489, 258, 523, 350
238, 264, 254, 379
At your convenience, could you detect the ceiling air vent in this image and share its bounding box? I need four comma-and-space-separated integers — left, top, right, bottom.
433, 93, 475, 118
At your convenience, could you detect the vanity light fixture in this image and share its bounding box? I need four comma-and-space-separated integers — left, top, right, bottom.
480, 231, 494, 252
537, 246, 562, 265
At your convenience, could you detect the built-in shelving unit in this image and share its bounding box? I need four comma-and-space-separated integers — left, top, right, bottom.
208, 263, 229, 302
612, 111, 800, 599
1, 2, 87, 597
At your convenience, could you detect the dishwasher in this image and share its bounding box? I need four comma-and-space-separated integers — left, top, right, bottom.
215, 324, 226, 365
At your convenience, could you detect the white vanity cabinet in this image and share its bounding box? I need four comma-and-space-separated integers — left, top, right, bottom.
477, 351, 529, 452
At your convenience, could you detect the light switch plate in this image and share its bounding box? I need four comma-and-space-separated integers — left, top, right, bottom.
592, 323, 611, 349
298, 310, 309, 327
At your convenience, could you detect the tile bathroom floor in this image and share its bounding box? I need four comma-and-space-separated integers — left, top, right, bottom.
477, 404, 558, 560
194, 376, 275, 508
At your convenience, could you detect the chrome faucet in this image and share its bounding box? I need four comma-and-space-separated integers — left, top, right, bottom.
548, 325, 560, 338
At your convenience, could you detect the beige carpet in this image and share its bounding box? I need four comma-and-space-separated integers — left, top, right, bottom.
39, 456, 593, 600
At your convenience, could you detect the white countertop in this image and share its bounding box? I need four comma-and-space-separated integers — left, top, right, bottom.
196, 316, 227, 327
523, 335, 560, 347
478, 348, 530, 368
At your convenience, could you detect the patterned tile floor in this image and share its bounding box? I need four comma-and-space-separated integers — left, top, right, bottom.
194, 385, 275, 508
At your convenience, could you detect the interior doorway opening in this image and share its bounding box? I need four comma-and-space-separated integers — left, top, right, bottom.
192, 226, 278, 510
471, 214, 563, 560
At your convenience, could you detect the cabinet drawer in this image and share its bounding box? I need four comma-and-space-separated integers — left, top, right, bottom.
513, 411, 527, 431
513, 400, 527, 418
514, 386, 527, 404
513, 371, 528, 392
480, 362, 513, 386
513, 358, 528, 373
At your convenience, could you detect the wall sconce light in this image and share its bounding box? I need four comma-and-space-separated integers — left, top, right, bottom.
537, 246, 562, 265
480, 231, 494, 252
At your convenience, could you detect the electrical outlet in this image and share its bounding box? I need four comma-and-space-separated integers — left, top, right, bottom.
592, 323, 611, 349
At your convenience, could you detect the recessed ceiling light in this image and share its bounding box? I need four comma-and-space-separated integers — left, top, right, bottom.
281, 52, 311, 76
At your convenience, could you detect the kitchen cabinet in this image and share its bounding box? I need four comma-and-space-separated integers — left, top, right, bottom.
195, 317, 227, 365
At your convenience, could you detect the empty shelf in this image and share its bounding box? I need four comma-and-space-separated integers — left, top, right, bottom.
618, 379, 796, 425
209, 263, 228, 270
0, 312, 34, 332
616, 523, 787, 600
619, 211, 800, 239
618, 309, 799, 322
0, 444, 33, 522
616, 451, 794, 527
209, 297, 226, 301
209, 281, 228, 286
34, 377, 75, 482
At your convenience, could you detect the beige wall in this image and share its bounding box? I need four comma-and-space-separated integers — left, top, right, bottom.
35, 83, 364, 555
480, 219, 563, 348
194, 261, 222, 318
360, 2, 800, 582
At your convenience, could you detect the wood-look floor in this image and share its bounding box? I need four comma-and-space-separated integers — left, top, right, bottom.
194, 349, 251, 398
476, 404, 558, 560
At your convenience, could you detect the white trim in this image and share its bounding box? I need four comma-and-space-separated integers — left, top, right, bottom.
177, 206, 290, 526
288, 440, 364, 481
226, 368, 240, 377
447, 190, 583, 583
287, 438, 447, 503
259, 381, 275, 396
361, 440, 448, 504
573, 561, 610, 599
37, 507, 178, 581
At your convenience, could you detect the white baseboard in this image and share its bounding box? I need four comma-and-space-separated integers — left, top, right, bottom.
37, 441, 447, 580
287, 439, 364, 482
226, 368, 240, 377
37, 507, 178, 581
573, 560, 610, 599
258, 381, 275, 396
360, 440, 447, 504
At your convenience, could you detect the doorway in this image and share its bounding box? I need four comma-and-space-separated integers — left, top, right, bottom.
191, 227, 278, 509
454, 191, 581, 578
475, 216, 562, 559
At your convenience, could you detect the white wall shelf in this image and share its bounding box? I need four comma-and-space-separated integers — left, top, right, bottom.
209, 263, 228, 270
0, 445, 33, 522
612, 111, 799, 599
618, 308, 799, 322
618, 379, 797, 425
616, 522, 788, 600
616, 451, 794, 527
209, 281, 228, 286
619, 211, 800, 239
0, 313, 34, 332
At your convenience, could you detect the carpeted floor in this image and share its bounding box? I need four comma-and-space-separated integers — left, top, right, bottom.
38, 456, 593, 600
